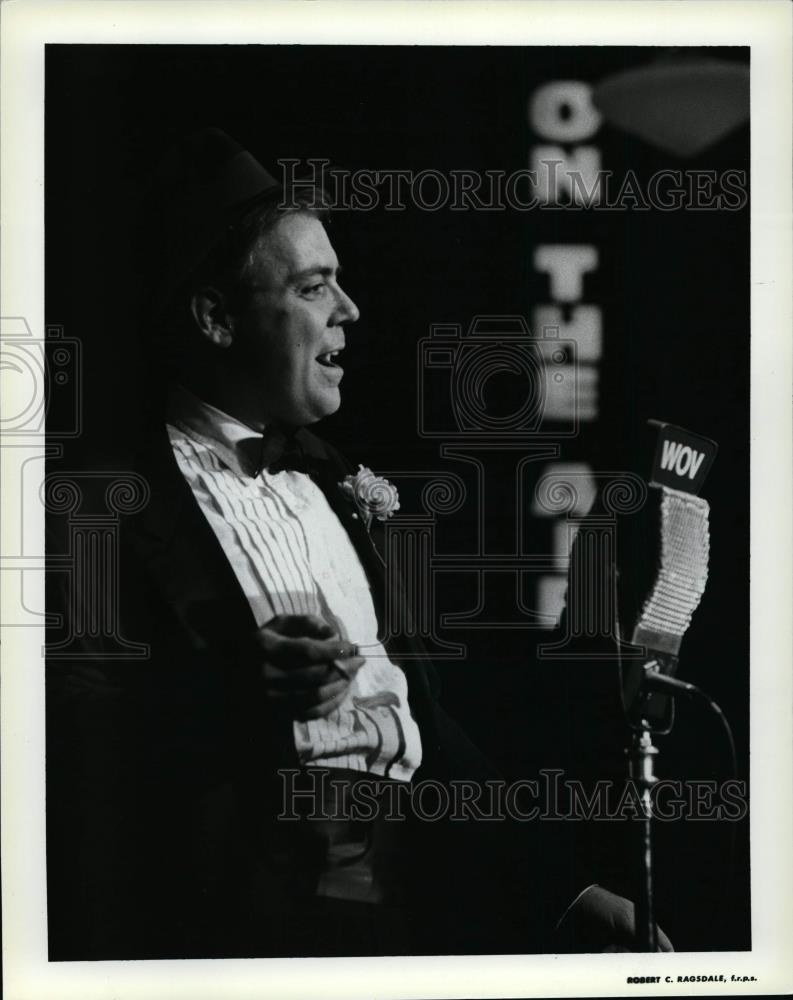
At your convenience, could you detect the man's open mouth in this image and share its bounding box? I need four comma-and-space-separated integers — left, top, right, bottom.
316, 350, 343, 367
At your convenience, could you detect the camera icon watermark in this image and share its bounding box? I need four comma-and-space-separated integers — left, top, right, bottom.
0, 317, 82, 438
1, 318, 85, 630
417, 315, 583, 440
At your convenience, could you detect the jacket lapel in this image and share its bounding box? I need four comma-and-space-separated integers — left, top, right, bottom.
128, 422, 258, 650
299, 434, 441, 749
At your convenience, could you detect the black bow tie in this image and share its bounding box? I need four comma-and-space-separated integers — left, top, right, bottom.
238, 428, 309, 477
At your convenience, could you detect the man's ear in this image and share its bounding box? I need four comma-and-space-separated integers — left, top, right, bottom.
190, 287, 235, 348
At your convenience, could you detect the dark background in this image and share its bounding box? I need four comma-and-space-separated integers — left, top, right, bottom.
45, 45, 750, 951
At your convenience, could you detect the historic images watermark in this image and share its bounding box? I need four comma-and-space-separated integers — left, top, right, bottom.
277, 767, 748, 824
279, 159, 748, 213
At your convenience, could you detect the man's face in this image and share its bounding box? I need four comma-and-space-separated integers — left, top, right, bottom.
228, 212, 359, 427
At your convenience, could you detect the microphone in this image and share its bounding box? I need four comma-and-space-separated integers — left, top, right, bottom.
619, 420, 717, 733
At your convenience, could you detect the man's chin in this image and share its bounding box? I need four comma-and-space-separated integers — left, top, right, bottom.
289, 392, 342, 427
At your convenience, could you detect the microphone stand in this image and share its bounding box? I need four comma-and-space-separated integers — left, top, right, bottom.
624, 668, 706, 951
627, 726, 659, 952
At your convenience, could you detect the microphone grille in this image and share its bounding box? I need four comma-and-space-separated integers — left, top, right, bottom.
633, 486, 710, 653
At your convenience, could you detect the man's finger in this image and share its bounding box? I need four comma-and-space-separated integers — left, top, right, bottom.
268, 676, 348, 707
263, 614, 336, 639
263, 655, 365, 689
255, 631, 359, 667
325, 655, 366, 681
263, 660, 338, 688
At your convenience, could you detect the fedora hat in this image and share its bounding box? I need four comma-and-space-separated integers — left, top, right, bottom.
142, 127, 288, 310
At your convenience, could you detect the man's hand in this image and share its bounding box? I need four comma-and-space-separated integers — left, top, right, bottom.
555, 885, 674, 953
251, 614, 364, 721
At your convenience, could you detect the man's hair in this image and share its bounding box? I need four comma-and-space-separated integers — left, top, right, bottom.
190, 189, 329, 299
149, 189, 328, 374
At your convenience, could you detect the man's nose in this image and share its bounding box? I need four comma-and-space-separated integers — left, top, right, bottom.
333, 284, 360, 325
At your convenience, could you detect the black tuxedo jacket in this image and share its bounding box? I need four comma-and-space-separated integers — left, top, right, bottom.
46, 421, 590, 959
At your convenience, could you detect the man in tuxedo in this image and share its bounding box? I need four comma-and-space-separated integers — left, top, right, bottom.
46, 128, 670, 960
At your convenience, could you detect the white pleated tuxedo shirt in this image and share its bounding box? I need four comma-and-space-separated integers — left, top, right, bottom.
166, 387, 422, 782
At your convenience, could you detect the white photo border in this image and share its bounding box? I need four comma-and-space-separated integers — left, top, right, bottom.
1, 2, 791, 998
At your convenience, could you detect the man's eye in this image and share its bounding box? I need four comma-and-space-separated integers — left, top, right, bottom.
300, 282, 326, 296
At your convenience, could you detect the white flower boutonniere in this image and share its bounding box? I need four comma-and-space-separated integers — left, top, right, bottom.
340, 465, 400, 529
